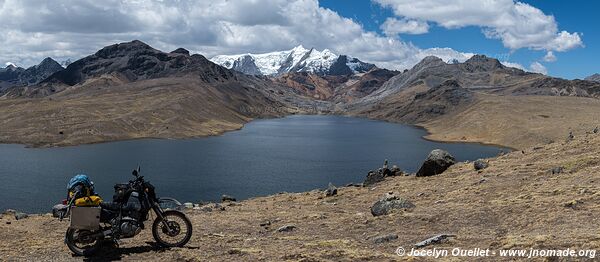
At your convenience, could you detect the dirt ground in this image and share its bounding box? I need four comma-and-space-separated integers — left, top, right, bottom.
2, 132, 600, 261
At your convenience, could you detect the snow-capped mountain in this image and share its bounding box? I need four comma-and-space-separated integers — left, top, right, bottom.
211, 45, 375, 76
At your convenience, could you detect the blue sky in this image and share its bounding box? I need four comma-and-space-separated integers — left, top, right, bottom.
321, 0, 597, 79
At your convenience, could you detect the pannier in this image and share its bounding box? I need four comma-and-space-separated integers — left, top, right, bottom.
69, 206, 101, 230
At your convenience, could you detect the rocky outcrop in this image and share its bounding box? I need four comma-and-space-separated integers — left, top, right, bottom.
370, 192, 415, 216
416, 149, 456, 177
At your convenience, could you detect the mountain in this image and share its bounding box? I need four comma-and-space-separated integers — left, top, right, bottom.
0, 40, 322, 147
0, 58, 63, 90
349, 54, 600, 148
42, 40, 234, 87
211, 45, 375, 76
585, 73, 600, 82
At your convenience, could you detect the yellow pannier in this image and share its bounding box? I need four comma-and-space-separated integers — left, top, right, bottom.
74, 195, 103, 207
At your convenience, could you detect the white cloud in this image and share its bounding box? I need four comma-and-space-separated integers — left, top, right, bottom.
374, 0, 583, 52
529, 62, 548, 75
501, 61, 526, 70
381, 18, 429, 36
0, 0, 476, 72
543, 51, 556, 62
0, 0, 569, 77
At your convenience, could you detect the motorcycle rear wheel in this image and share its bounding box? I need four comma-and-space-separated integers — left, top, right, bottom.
65, 228, 101, 256
152, 210, 193, 247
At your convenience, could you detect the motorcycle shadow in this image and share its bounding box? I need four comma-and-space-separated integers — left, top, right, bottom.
80, 241, 169, 261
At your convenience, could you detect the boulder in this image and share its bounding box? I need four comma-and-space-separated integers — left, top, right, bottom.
373, 233, 398, 244
389, 165, 404, 176
594, 127, 599, 134
370, 192, 415, 216
52, 204, 68, 218
183, 202, 193, 209
276, 224, 296, 232
221, 194, 236, 202
14, 212, 28, 220
325, 183, 337, 197
416, 149, 456, 177
364, 169, 386, 186
473, 159, 489, 170
414, 234, 456, 248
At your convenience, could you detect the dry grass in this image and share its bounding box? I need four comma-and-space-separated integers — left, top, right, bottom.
0, 77, 290, 147
421, 94, 600, 149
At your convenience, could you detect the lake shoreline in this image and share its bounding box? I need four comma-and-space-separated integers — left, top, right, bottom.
0, 113, 515, 150
0, 115, 506, 213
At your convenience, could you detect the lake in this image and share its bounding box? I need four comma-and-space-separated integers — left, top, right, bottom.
0, 115, 508, 213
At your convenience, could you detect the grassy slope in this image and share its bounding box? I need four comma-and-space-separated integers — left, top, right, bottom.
420, 94, 600, 149
0, 76, 293, 147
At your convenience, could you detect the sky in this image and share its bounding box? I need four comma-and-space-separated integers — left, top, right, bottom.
0, 0, 597, 79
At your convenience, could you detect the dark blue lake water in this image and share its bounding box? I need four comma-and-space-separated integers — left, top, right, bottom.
0, 115, 507, 213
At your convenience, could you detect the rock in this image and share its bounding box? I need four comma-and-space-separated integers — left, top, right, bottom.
325, 183, 337, 197
221, 194, 236, 202
14, 212, 28, 220
6, 221, 10, 225
183, 202, 194, 209
370, 192, 415, 216
564, 200, 583, 208
414, 234, 456, 248
3, 209, 16, 215
594, 127, 599, 134
551, 167, 564, 174
52, 204, 68, 218
214, 203, 226, 211
260, 220, 271, 227
567, 131, 574, 141
200, 206, 213, 212
276, 224, 296, 232
390, 165, 404, 176
373, 233, 398, 244
364, 170, 386, 186
473, 159, 489, 170
416, 149, 456, 177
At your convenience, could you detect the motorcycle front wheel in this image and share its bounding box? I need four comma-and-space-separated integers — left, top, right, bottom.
65, 228, 101, 256
152, 210, 193, 247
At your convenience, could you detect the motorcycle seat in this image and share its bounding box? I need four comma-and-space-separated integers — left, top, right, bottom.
100, 202, 141, 212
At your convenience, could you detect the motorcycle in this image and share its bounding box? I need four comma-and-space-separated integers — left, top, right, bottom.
61, 167, 193, 256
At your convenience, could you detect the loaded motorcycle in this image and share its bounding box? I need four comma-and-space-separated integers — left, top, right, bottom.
61, 167, 192, 256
